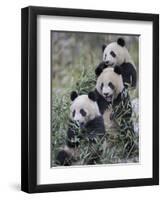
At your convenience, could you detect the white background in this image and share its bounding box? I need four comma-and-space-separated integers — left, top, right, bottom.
0, 0, 161, 199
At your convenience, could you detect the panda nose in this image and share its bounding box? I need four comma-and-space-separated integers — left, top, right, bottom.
105, 61, 110, 65
104, 92, 109, 96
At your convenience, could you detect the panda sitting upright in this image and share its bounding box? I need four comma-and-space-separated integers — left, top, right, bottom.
56, 91, 105, 166
95, 38, 137, 88
95, 66, 135, 140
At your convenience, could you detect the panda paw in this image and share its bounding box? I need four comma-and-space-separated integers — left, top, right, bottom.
56, 150, 72, 166
95, 62, 107, 77
114, 65, 122, 75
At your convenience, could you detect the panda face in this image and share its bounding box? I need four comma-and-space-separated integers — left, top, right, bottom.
100, 81, 115, 102
70, 94, 100, 127
96, 68, 124, 102
103, 42, 126, 67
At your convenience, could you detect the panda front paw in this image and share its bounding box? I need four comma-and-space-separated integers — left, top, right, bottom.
56, 150, 72, 166
95, 62, 107, 77
114, 65, 122, 75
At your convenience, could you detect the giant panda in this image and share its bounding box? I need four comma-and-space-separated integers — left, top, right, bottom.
95, 66, 135, 140
56, 91, 105, 166
95, 38, 137, 88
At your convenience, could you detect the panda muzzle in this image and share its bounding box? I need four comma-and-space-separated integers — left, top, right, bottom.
105, 61, 114, 66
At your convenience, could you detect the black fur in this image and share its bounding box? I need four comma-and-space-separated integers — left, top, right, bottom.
108, 82, 115, 90
56, 150, 72, 166
88, 91, 97, 102
120, 63, 137, 88
85, 116, 105, 139
110, 50, 116, 58
117, 38, 125, 47
102, 44, 107, 52
80, 108, 87, 116
114, 66, 122, 75
70, 91, 78, 101
95, 61, 108, 77
72, 110, 75, 117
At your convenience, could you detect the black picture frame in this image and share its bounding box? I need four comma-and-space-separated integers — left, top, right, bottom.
21, 6, 159, 193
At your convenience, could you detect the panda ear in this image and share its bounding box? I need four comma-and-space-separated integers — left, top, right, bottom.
114, 66, 122, 75
102, 44, 107, 52
70, 91, 78, 101
88, 91, 97, 102
117, 38, 125, 47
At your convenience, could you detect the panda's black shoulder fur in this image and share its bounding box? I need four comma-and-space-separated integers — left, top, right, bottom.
120, 63, 137, 88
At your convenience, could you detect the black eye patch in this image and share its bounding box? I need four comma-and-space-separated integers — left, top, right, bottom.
108, 82, 115, 90
100, 83, 104, 90
80, 109, 87, 117
110, 51, 116, 58
72, 110, 75, 117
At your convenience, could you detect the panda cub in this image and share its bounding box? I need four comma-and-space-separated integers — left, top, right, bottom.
95, 66, 135, 138
95, 38, 137, 88
56, 91, 105, 166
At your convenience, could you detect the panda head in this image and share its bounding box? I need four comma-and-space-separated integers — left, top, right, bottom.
70, 91, 101, 127
102, 38, 129, 67
96, 66, 124, 102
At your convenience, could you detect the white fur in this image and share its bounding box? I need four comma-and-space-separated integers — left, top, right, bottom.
70, 95, 100, 125
102, 85, 113, 96
103, 107, 116, 130
96, 68, 124, 99
103, 42, 136, 69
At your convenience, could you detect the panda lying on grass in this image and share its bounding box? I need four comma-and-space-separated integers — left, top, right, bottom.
56, 91, 105, 166
95, 66, 135, 151
95, 38, 137, 88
